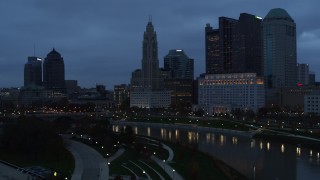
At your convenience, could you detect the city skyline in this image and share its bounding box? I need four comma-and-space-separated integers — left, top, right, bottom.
0, 0, 319, 88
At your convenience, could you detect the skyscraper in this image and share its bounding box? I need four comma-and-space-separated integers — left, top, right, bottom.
263, 8, 297, 88
297, 63, 309, 85
24, 56, 42, 86
141, 21, 160, 90
43, 48, 65, 90
205, 14, 262, 75
233, 13, 263, 76
164, 49, 194, 80
130, 20, 171, 108
163, 49, 194, 106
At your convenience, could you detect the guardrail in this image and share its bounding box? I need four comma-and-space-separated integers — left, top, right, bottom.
0, 160, 45, 179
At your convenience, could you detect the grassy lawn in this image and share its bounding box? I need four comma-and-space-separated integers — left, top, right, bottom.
168, 142, 247, 180
127, 116, 249, 131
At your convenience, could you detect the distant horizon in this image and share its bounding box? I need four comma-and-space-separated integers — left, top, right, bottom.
1, 0, 319, 88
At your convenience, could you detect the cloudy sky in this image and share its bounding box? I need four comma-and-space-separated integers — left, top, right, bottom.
0, 0, 319, 88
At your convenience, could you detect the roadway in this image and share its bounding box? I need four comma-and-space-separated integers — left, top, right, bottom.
65, 139, 108, 180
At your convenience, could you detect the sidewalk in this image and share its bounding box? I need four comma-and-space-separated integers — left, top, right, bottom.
151, 155, 184, 180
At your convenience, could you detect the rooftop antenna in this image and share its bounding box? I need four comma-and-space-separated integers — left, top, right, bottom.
33, 43, 36, 56
149, 15, 152, 22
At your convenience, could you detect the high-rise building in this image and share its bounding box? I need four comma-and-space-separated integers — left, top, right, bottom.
43, 48, 65, 91
205, 14, 262, 75
263, 8, 297, 89
164, 49, 194, 80
130, 20, 171, 108
205, 24, 221, 74
309, 72, 315, 86
114, 84, 130, 107
141, 21, 160, 90
297, 63, 309, 85
163, 49, 194, 105
233, 13, 263, 76
24, 57, 42, 86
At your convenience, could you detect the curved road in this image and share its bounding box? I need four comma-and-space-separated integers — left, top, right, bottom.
65, 139, 108, 180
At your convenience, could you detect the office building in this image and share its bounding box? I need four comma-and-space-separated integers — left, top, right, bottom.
130, 20, 171, 108
163, 49, 194, 105
43, 48, 65, 91
198, 73, 265, 114
297, 63, 309, 85
205, 14, 262, 75
114, 84, 130, 106
164, 49, 194, 80
263, 8, 297, 89
24, 57, 42, 86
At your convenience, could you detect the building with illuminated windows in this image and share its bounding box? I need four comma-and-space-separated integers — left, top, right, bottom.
198, 73, 265, 114
205, 13, 263, 75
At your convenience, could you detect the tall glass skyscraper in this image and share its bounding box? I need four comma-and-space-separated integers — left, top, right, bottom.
164, 49, 194, 80
43, 48, 65, 90
24, 56, 42, 86
263, 8, 297, 88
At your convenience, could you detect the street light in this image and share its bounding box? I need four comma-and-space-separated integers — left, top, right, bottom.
163, 160, 166, 170
172, 169, 175, 180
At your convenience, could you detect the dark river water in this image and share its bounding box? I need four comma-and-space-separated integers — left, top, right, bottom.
112, 123, 320, 180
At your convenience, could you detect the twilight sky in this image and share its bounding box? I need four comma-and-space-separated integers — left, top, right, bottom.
0, 0, 319, 88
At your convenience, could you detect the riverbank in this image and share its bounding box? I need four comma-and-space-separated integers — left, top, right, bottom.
112, 120, 252, 137
253, 133, 320, 150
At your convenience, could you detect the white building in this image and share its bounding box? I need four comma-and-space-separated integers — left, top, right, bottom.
304, 92, 320, 115
130, 90, 171, 108
198, 73, 265, 114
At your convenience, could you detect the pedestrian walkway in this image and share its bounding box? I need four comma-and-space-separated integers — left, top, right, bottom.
106, 148, 125, 163
137, 136, 183, 179
65, 139, 108, 180
151, 155, 184, 180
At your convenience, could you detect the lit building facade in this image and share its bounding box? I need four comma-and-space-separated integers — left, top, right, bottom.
198, 73, 265, 114
24, 56, 42, 86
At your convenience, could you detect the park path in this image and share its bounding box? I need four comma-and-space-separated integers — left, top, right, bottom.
65, 139, 108, 180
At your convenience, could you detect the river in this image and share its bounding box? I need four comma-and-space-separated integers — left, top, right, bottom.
112, 122, 320, 180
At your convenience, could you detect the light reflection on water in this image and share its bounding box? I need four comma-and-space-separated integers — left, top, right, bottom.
112, 125, 320, 180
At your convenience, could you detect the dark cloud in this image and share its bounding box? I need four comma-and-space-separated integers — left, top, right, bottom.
0, 0, 320, 88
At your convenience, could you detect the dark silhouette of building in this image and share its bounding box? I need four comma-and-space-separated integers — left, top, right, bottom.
233, 13, 263, 76
163, 49, 194, 106
43, 48, 65, 91
263, 8, 297, 107
263, 8, 297, 89
205, 14, 262, 75
164, 49, 194, 80
24, 57, 42, 86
